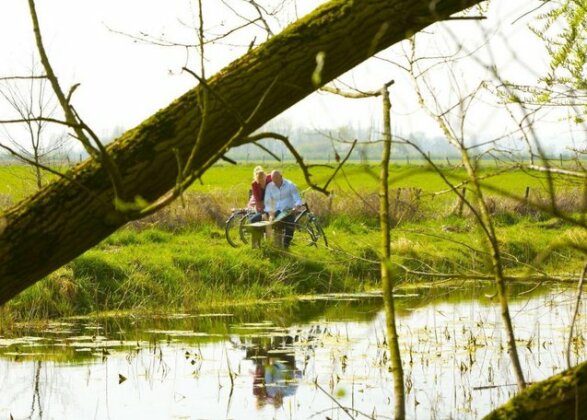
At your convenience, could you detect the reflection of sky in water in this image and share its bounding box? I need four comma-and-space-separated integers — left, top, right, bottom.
0, 286, 585, 419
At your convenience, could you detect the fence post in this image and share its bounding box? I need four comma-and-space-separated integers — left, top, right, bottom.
524, 186, 530, 206
393, 188, 402, 222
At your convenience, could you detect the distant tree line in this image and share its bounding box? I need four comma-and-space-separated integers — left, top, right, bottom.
222, 124, 577, 163
0, 122, 578, 165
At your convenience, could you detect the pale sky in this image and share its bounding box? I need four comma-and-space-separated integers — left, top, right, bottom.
0, 0, 579, 153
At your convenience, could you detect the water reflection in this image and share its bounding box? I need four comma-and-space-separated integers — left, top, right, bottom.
246, 335, 302, 409
0, 284, 584, 419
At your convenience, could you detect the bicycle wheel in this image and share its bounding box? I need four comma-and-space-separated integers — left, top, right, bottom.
310, 218, 328, 247
225, 211, 245, 248
238, 212, 252, 245
293, 212, 319, 247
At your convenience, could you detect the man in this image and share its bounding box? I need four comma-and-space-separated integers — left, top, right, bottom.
265, 170, 303, 248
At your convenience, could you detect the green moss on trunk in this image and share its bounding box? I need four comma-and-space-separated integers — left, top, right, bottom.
484, 361, 587, 419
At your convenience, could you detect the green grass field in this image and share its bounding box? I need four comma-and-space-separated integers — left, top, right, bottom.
0, 161, 578, 206
195, 162, 574, 194
185, 162, 582, 223
0, 162, 585, 322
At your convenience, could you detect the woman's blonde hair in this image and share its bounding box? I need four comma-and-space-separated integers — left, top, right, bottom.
253, 165, 265, 180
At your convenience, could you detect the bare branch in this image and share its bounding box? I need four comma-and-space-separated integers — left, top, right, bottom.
392, 262, 578, 283
240, 130, 356, 196
567, 261, 587, 369
323, 139, 358, 191
134, 75, 281, 219
105, 18, 262, 50
249, 141, 281, 161
27, 0, 98, 159
65, 83, 80, 104
242, 131, 330, 195
0, 75, 48, 82
413, 15, 486, 24
72, 108, 126, 198
0, 142, 107, 206
247, 0, 274, 37
511, 1, 552, 25
0, 117, 73, 127
220, 155, 238, 165
182, 67, 245, 125
526, 164, 587, 179
320, 80, 394, 98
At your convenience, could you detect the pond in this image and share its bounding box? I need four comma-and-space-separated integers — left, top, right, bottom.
0, 283, 585, 419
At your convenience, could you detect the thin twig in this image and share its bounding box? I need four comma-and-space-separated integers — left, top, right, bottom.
0, 142, 107, 206
323, 139, 358, 191
393, 263, 576, 283
250, 141, 281, 161
182, 67, 244, 125
473, 383, 521, 390
27, 0, 97, 158
0, 75, 48, 81
242, 131, 330, 194
567, 262, 587, 369
315, 382, 356, 420
0, 117, 75, 127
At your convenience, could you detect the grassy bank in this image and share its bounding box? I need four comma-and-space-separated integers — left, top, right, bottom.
1, 163, 585, 321
3, 225, 377, 321
4, 212, 585, 321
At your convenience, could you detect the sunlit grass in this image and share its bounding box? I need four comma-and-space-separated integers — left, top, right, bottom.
5, 212, 583, 321
1, 162, 584, 321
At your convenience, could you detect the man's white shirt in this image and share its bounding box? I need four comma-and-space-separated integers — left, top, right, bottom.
265, 179, 302, 213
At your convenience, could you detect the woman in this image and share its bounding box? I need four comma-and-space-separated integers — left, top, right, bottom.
248, 166, 272, 222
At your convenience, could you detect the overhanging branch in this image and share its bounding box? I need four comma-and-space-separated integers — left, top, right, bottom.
0, 0, 486, 304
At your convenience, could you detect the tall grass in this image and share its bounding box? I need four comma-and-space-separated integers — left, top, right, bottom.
4, 226, 377, 321
1, 163, 585, 321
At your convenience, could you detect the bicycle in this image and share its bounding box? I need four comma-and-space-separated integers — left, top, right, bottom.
224, 203, 327, 248
291, 203, 328, 248
224, 207, 256, 248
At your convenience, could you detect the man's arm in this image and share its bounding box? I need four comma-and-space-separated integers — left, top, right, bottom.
290, 182, 303, 208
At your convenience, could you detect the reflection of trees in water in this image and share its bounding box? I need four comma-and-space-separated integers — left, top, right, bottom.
28, 360, 43, 419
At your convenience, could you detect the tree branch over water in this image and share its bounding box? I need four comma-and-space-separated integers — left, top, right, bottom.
0, 0, 485, 304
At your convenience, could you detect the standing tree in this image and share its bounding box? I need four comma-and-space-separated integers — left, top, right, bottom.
378, 83, 406, 419
0, 65, 65, 190
318, 80, 405, 417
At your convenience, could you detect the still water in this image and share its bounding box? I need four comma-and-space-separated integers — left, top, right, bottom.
1, 283, 585, 419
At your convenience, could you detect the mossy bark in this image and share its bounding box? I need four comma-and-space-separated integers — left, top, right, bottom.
483, 361, 587, 419
0, 0, 483, 305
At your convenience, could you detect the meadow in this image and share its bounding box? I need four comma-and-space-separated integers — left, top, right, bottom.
0, 161, 585, 321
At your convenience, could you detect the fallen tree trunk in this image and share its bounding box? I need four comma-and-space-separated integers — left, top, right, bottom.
483, 361, 587, 419
0, 0, 483, 305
